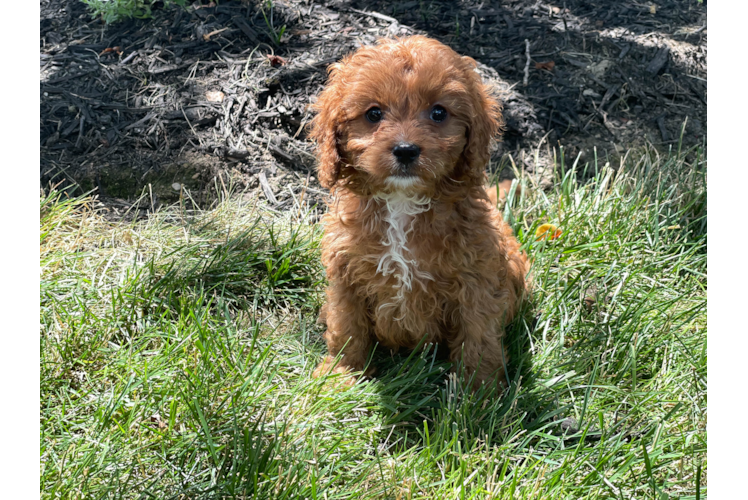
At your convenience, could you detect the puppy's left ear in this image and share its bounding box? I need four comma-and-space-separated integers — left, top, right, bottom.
309, 63, 346, 189
459, 56, 503, 186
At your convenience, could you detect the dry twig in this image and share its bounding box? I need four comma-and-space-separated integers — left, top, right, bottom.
523, 39, 531, 86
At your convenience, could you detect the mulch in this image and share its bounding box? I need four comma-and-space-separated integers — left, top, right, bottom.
40, 0, 707, 214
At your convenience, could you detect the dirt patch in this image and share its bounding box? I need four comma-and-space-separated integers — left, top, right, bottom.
40, 0, 706, 211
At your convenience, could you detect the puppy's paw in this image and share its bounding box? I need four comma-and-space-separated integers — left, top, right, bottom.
313, 356, 378, 388
312, 356, 358, 388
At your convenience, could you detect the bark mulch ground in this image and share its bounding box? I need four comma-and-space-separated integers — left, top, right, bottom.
40, 0, 707, 216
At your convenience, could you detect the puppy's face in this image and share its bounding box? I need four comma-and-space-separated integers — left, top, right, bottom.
311, 36, 502, 195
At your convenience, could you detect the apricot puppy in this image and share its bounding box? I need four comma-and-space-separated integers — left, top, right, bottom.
310, 36, 529, 390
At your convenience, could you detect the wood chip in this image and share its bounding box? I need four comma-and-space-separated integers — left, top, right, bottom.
646, 46, 670, 75
259, 171, 278, 205
656, 115, 669, 142
349, 9, 398, 24
205, 90, 225, 103
232, 16, 259, 43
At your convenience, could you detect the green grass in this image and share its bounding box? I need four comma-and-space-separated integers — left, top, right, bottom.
40, 146, 706, 499
82, 0, 187, 24
261, 0, 288, 47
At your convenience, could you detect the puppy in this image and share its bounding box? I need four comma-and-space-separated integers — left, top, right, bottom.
309, 36, 529, 390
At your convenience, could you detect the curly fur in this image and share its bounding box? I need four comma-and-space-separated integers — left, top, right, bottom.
309, 36, 529, 390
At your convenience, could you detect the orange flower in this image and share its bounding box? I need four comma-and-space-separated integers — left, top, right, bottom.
535, 224, 562, 241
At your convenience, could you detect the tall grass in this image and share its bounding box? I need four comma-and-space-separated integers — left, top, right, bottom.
41, 146, 706, 499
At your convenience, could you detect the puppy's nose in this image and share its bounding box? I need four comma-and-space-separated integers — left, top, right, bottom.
392, 142, 421, 164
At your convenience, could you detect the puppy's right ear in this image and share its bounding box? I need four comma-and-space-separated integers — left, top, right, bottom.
309, 63, 345, 189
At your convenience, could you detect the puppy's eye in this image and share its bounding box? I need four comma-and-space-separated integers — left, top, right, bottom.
430, 105, 448, 122
365, 107, 383, 123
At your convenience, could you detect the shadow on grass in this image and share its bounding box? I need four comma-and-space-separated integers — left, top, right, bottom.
358, 299, 570, 455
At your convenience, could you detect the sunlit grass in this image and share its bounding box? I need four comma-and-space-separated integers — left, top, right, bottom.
41, 145, 706, 499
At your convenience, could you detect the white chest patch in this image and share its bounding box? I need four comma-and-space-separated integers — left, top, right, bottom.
372, 191, 433, 312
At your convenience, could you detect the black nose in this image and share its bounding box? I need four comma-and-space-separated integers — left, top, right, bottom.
392, 142, 421, 164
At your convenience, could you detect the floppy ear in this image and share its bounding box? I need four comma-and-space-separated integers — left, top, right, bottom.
309, 63, 346, 189
458, 56, 503, 187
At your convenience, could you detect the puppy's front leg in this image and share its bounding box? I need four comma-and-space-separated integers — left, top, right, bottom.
313, 280, 374, 383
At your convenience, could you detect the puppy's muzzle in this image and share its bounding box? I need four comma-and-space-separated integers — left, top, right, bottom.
392, 142, 421, 173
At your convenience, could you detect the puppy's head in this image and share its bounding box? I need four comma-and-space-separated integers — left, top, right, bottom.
310, 36, 502, 196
